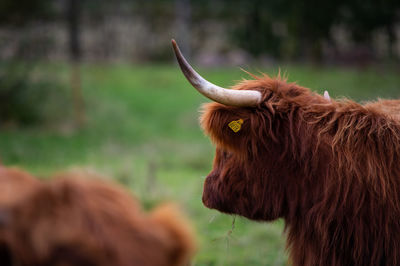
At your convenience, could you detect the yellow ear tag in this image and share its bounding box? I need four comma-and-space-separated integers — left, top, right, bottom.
228, 119, 244, 133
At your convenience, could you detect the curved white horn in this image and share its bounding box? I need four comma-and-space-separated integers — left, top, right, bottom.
324, 90, 331, 101
171, 39, 262, 107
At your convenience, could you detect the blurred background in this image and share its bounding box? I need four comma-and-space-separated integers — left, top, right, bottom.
0, 0, 400, 265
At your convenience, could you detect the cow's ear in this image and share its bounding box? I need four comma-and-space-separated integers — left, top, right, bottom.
200, 103, 253, 153
150, 203, 196, 266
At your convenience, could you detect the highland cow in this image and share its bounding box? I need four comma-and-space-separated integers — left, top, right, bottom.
172, 39, 400, 266
0, 166, 40, 265
0, 170, 196, 266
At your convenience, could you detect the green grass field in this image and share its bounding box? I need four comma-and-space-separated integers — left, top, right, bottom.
1, 63, 399, 265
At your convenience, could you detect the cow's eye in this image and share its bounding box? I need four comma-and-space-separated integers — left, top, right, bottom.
222, 151, 232, 159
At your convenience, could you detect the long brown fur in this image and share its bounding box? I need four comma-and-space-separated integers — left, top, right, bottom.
200, 74, 400, 266
0, 170, 196, 266
0, 167, 40, 264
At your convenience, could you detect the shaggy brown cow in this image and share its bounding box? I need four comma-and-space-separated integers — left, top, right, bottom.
172, 39, 400, 266
0, 170, 196, 266
0, 167, 40, 265
0, 166, 40, 209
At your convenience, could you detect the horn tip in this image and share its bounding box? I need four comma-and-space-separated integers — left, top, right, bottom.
171, 39, 177, 48
324, 90, 331, 101
171, 39, 180, 56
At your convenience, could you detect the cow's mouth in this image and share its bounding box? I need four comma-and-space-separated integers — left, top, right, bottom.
202, 172, 236, 215
201, 172, 216, 209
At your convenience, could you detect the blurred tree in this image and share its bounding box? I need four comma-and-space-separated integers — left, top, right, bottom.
228, 0, 283, 58
0, 0, 55, 26
281, 0, 344, 61
0, 63, 41, 125
341, 0, 400, 61
218, 0, 344, 61
67, 0, 85, 128
0, 0, 60, 126
1, 0, 399, 68
215, 0, 399, 62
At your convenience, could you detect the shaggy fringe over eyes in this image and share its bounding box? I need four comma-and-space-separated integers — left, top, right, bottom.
201, 73, 400, 266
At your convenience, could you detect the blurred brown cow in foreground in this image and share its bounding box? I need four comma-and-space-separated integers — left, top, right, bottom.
0, 167, 196, 266
172, 39, 400, 266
